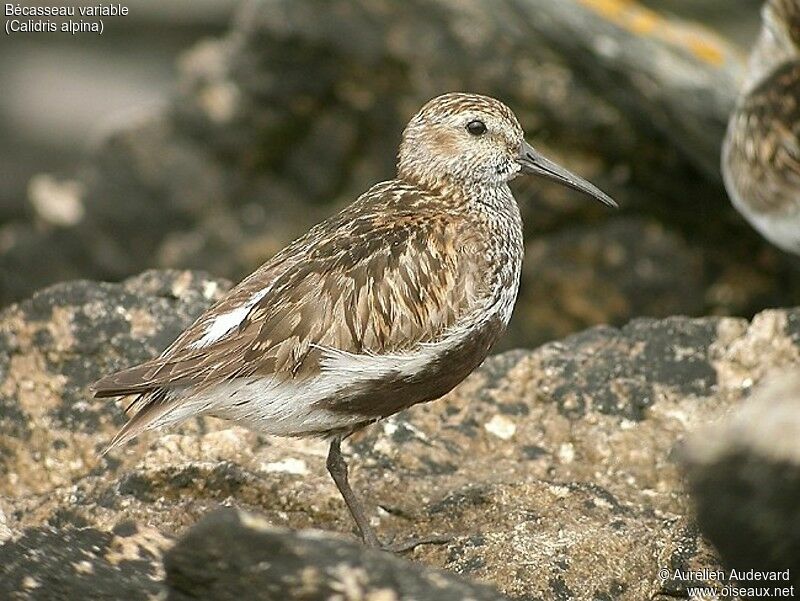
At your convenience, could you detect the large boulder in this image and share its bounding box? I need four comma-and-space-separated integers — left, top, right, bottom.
164, 508, 510, 601
2, 270, 800, 599
682, 371, 800, 592
0, 521, 168, 601
512, 217, 705, 347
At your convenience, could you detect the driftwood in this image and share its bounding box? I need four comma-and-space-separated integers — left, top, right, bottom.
518, 0, 741, 178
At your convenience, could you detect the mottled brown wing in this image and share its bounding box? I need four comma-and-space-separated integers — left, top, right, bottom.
92, 182, 488, 396
770, 0, 800, 45
725, 61, 800, 214
239, 209, 487, 379
91, 249, 302, 397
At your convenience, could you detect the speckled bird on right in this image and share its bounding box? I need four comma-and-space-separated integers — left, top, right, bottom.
723, 0, 800, 254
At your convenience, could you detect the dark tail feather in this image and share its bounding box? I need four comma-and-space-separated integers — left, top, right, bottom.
101, 420, 140, 456
101, 414, 153, 455
100, 389, 172, 455
91, 363, 157, 398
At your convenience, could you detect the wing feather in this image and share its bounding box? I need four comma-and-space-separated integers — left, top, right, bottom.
92, 182, 490, 441
725, 62, 800, 214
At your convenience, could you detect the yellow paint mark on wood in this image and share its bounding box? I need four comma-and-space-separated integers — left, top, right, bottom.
628, 10, 658, 36
687, 38, 726, 65
578, 0, 728, 66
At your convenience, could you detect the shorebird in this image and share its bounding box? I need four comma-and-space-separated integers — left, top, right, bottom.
722, 0, 800, 255
93, 93, 616, 550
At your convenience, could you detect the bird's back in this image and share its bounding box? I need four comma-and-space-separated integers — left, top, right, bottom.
723, 0, 800, 254
723, 61, 800, 253
93, 179, 520, 447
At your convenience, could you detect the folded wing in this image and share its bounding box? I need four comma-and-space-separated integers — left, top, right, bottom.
92, 183, 488, 447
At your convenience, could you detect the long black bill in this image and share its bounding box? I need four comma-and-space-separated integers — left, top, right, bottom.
517, 140, 618, 208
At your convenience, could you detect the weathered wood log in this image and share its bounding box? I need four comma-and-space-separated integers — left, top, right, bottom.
517, 0, 742, 178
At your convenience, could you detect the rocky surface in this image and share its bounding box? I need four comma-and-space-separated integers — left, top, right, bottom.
165, 508, 509, 601
0, 520, 168, 601
3, 0, 797, 351
682, 371, 800, 592
2, 269, 800, 599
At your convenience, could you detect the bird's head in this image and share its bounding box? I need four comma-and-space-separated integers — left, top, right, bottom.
745, 0, 800, 92
764, 0, 800, 53
397, 92, 616, 207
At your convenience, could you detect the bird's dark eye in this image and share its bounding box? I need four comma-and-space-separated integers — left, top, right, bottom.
466, 119, 487, 136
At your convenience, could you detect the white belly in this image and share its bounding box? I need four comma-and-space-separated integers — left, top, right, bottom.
153, 300, 515, 437
170, 376, 370, 436
735, 199, 800, 255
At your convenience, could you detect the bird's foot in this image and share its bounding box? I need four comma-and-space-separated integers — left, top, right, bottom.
380, 533, 452, 553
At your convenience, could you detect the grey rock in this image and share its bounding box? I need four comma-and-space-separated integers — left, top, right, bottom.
5, 271, 800, 599
510, 217, 705, 348
514, 0, 739, 180
0, 521, 168, 601
639, 0, 762, 45
165, 508, 509, 601
0, 269, 230, 493
682, 371, 800, 591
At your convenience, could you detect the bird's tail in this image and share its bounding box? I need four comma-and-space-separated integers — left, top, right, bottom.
99, 388, 173, 455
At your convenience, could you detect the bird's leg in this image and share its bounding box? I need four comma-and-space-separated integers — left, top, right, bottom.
326, 435, 381, 548
326, 435, 452, 553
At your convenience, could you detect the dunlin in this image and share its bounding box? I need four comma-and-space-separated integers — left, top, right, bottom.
723, 0, 800, 254
93, 93, 616, 549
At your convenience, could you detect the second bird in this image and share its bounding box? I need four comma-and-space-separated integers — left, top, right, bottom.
723, 0, 800, 255
92, 93, 617, 550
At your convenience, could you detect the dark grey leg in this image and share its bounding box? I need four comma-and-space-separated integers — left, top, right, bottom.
326, 435, 381, 548
326, 435, 453, 553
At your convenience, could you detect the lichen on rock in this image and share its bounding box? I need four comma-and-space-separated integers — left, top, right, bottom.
2, 270, 799, 599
